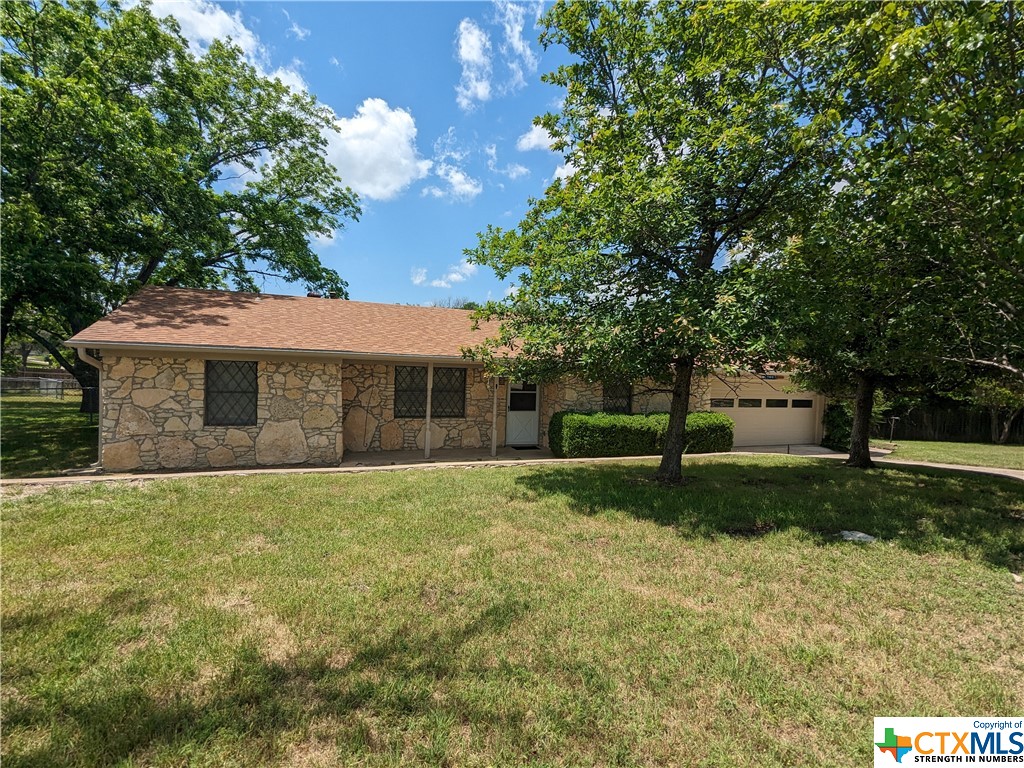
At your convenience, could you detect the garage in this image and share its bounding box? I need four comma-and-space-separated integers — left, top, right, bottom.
701, 375, 824, 447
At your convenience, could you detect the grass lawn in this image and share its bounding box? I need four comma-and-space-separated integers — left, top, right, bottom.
1, 395, 97, 478
3, 456, 1022, 767
872, 438, 1024, 471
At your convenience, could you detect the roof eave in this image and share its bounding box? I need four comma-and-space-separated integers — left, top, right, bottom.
64, 339, 482, 366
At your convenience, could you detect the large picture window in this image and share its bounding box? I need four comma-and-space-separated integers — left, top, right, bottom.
205, 360, 258, 426
394, 366, 467, 418
603, 382, 632, 414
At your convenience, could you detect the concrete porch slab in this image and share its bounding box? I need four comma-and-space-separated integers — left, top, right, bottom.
340, 446, 553, 467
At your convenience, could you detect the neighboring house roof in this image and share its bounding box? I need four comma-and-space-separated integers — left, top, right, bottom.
65, 286, 499, 361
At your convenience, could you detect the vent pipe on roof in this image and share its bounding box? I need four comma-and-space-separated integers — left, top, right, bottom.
306, 292, 322, 298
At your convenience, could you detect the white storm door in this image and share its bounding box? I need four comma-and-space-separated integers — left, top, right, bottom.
506, 382, 539, 446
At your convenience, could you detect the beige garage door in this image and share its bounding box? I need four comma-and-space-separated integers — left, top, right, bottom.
704, 378, 820, 447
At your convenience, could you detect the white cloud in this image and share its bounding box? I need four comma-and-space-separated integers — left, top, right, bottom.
327, 98, 432, 201
410, 260, 478, 289
148, 2, 430, 205
422, 128, 483, 201
268, 60, 308, 93
516, 124, 554, 152
485, 144, 529, 180
494, 0, 542, 92
426, 259, 479, 289
148, 0, 262, 61
455, 19, 492, 111
282, 9, 310, 40
434, 166, 483, 200
552, 162, 576, 182
505, 284, 518, 297
329, 56, 342, 69
147, 0, 313, 94
314, 229, 336, 247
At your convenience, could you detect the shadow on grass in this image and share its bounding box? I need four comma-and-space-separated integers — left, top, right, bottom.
0, 397, 97, 478
513, 458, 1024, 571
3, 598, 534, 767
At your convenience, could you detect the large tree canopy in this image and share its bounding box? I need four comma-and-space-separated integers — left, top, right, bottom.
759, 1, 1023, 466
468, 1, 847, 482
1, 0, 360, 383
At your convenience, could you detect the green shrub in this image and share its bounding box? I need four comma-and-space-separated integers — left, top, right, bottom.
821, 402, 852, 451
548, 410, 734, 458
683, 411, 735, 453
549, 412, 661, 458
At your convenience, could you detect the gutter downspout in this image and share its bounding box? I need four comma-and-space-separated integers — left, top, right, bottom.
490, 376, 498, 457
424, 362, 434, 459
77, 349, 103, 468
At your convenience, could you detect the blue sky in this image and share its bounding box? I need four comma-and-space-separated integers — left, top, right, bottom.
148, 0, 573, 304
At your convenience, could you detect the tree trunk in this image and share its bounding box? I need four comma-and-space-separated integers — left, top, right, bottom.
845, 373, 876, 468
990, 406, 1000, 443
998, 408, 1022, 445
654, 358, 695, 483
0, 296, 17, 353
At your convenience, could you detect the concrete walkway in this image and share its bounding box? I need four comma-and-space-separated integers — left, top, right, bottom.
1, 445, 1020, 492
735, 443, 1023, 481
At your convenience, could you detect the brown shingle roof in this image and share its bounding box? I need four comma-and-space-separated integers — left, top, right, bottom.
66, 286, 498, 360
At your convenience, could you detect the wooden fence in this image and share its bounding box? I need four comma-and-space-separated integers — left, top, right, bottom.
872, 405, 1024, 445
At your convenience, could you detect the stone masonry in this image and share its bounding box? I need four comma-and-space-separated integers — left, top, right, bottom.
538, 378, 604, 447
100, 356, 343, 471
99, 355, 696, 471
342, 363, 506, 453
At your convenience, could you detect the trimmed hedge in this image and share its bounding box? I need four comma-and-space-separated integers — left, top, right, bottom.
683, 411, 736, 454
548, 410, 734, 458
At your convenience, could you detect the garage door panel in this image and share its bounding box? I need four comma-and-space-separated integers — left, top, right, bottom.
703, 378, 819, 446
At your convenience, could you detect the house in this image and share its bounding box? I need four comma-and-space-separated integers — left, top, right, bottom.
65, 286, 826, 471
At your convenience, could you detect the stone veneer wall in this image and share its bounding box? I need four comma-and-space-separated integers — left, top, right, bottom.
100, 356, 343, 471
538, 378, 604, 447
536, 378, 688, 446
631, 381, 675, 414
342, 363, 506, 453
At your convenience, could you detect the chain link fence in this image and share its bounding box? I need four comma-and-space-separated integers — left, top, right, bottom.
1, 376, 81, 399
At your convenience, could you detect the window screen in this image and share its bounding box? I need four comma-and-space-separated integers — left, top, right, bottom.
431, 367, 466, 418
394, 366, 428, 418
710, 398, 734, 408
766, 399, 788, 408
205, 360, 258, 426
509, 382, 537, 412
394, 366, 467, 418
738, 398, 762, 408
792, 399, 813, 409
602, 382, 632, 414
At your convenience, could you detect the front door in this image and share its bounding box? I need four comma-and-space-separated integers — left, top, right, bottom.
505, 382, 539, 446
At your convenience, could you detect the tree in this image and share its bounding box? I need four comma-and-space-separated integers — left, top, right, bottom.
761, 193, 963, 467
1, 0, 360, 387
760, 1, 1023, 467
969, 375, 1024, 445
429, 297, 481, 310
468, 1, 847, 482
